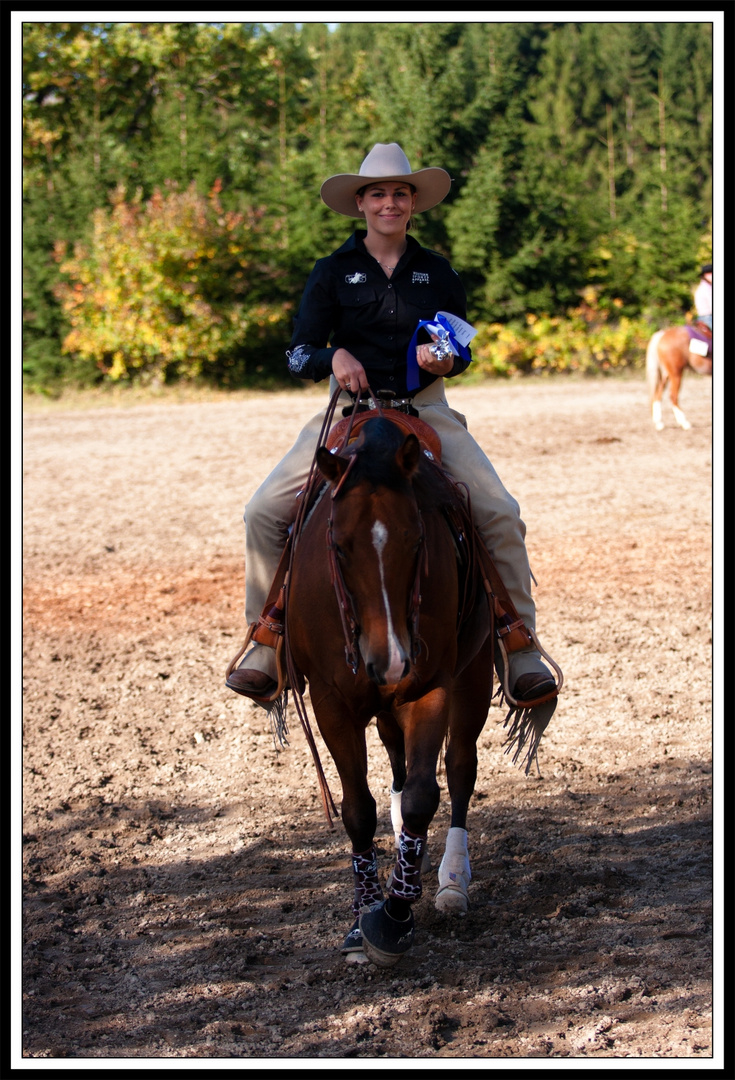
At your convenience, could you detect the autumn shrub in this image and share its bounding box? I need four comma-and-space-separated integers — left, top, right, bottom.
465, 287, 654, 378
54, 182, 291, 385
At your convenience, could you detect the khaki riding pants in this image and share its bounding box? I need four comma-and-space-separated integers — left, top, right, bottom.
243, 378, 547, 682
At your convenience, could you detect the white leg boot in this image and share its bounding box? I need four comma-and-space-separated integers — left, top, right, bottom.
435, 826, 471, 913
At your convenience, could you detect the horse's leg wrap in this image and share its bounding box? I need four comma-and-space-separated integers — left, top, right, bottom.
436, 827, 471, 913
438, 827, 471, 890
387, 826, 427, 904
351, 846, 384, 916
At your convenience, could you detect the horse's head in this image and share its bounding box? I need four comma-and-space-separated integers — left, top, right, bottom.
317, 418, 425, 686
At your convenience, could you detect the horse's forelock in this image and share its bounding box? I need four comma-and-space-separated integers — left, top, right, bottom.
345, 418, 416, 493
343, 417, 459, 514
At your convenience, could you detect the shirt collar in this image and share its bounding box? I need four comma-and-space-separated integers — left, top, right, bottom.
334, 231, 422, 267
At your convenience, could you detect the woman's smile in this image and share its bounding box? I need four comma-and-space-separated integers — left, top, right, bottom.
356, 182, 416, 232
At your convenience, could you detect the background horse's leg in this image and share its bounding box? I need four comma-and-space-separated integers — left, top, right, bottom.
646, 331, 667, 431
435, 648, 493, 913
667, 367, 691, 430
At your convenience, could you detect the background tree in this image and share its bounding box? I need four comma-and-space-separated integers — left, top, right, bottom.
21, 19, 714, 390
54, 181, 290, 386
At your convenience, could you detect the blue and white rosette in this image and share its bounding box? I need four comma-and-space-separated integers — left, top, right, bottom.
406, 311, 477, 391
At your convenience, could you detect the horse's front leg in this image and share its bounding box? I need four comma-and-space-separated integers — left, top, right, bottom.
376, 711, 433, 878
311, 696, 384, 962
375, 710, 406, 847
359, 688, 449, 967
435, 651, 493, 912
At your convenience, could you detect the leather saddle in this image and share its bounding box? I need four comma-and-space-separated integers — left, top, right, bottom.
327, 407, 442, 463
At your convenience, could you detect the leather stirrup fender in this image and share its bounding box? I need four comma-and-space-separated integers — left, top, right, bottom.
251, 584, 286, 649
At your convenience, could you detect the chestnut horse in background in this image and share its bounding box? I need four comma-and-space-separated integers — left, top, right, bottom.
284, 412, 530, 968
646, 325, 712, 431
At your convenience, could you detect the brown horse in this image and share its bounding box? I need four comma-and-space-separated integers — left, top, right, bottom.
646, 325, 712, 431
284, 411, 551, 967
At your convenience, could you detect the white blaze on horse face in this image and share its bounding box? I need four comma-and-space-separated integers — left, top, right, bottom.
371, 519, 406, 682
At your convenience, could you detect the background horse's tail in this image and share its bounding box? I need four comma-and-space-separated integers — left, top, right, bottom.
646, 330, 665, 403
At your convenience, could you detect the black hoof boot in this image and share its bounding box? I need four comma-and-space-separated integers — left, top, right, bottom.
359, 900, 415, 968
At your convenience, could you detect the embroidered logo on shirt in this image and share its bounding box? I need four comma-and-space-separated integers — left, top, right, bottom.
286, 346, 310, 373
412, 272, 430, 284
345, 272, 367, 284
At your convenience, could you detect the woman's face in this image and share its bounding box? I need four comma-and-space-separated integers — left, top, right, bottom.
355, 182, 416, 238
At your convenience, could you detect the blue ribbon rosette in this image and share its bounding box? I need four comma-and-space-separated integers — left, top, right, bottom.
406, 311, 477, 391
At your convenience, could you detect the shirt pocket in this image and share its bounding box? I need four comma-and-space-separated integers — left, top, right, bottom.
335, 284, 379, 310
402, 283, 440, 321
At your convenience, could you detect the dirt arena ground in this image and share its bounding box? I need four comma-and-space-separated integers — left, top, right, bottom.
19, 375, 719, 1063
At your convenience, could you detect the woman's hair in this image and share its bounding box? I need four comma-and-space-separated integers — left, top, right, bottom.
355, 181, 417, 200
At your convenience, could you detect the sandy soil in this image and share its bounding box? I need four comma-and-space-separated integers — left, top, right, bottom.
20, 375, 718, 1062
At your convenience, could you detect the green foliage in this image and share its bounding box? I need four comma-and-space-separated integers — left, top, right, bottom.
465, 288, 659, 378
21, 20, 714, 390
54, 182, 291, 384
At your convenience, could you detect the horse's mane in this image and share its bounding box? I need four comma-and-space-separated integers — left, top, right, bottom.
343, 416, 465, 516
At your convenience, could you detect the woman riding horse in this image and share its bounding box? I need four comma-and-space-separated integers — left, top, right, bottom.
226, 142, 557, 707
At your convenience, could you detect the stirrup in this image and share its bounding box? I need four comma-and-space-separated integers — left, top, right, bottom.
496, 628, 563, 709
225, 625, 287, 704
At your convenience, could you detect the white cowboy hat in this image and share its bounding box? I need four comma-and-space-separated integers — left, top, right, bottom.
320, 143, 452, 218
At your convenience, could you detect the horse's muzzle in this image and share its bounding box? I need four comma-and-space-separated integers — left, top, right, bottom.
365, 657, 411, 686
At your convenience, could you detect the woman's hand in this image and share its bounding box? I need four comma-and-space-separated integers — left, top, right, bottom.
332, 349, 367, 394
416, 335, 453, 377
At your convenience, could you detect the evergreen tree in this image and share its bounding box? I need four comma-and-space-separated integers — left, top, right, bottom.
22, 20, 714, 388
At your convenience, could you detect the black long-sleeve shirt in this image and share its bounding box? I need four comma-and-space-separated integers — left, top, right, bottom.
286, 231, 472, 398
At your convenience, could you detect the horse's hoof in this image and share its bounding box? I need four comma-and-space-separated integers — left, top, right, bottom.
341, 918, 370, 963
359, 901, 415, 968
345, 950, 369, 965
341, 918, 363, 957
435, 883, 469, 913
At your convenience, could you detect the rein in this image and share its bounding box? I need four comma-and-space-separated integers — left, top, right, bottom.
324, 389, 427, 674
281, 386, 377, 826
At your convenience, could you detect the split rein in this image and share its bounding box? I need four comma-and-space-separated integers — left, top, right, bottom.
283, 385, 400, 825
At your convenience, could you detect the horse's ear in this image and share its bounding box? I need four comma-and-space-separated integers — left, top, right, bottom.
397, 433, 421, 478
316, 445, 349, 485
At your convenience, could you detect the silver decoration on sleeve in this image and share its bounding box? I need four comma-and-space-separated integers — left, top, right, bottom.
286, 345, 310, 373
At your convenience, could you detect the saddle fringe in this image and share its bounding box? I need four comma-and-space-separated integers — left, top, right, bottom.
265, 690, 290, 751
496, 686, 555, 776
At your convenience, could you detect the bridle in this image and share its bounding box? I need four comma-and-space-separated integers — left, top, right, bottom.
326, 474, 426, 677
283, 385, 425, 825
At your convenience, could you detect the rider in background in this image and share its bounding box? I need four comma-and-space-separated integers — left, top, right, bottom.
693, 264, 712, 332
